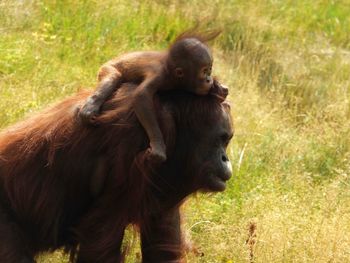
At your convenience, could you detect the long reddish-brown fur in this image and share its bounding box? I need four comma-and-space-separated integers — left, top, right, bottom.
0, 82, 231, 262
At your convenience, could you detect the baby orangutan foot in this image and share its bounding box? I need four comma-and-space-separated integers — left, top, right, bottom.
146, 141, 167, 164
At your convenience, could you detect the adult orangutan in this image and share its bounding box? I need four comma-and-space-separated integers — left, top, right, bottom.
0, 80, 233, 263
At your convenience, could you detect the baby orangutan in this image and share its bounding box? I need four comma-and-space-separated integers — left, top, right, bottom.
79, 32, 222, 163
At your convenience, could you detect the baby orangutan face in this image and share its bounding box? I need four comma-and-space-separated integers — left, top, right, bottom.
173, 47, 214, 96
194, 63, 213, 95
174, 62, 213, 95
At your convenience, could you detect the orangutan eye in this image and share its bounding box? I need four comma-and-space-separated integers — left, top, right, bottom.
203, 67, 212, 77
220, 132, 233, 146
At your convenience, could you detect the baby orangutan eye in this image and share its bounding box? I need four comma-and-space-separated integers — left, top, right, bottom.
201, 67, 211, 79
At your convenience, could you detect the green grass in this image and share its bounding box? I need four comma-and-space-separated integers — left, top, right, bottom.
1, 0, 350, 262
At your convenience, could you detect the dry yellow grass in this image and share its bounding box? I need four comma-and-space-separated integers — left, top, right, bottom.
1, 0, 350, 262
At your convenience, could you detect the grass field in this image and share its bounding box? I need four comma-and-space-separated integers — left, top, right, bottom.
1, 0, 350, 262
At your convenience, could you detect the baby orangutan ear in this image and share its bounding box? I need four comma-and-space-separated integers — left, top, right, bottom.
174, 67, 184, 78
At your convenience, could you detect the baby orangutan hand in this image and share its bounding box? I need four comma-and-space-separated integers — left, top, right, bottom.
210, 78, 229, 102
78, 97, 101, 125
